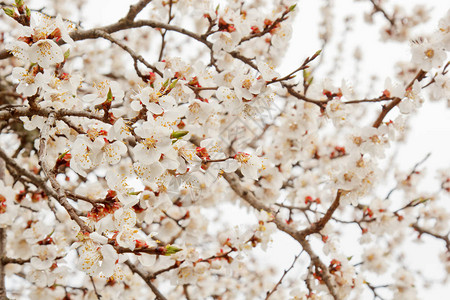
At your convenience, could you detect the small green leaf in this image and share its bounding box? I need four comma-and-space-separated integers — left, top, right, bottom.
165, 245, 182, 256
312, 49, 322, 59
3, 8, 15, 17
289, 4, 296, 12
168, 78, 179, 90
303, 69, 310, 79
171, 130, 189, 139
162, 78, 170, 89
58, 151, 70, 160
14, 0, 24, 7
63, 48, 70, 60
106, 88, 113, 102
25, 6, 30, 16
127, 191, 141, 196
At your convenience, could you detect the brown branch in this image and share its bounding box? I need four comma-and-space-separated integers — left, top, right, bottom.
0, 151, 6, 300
368, 0, 395, 26
412, 223, 450, 252
158, 0, 174, 61
1, 257, 30, 265
123, 0, 153, 22
221, 171, 340, 299
115, 245, 168, 255
0, 106, 104, 122
365, 282, 389, 300
37, 113, 91, 233
283, 83, 326, 108
89, 276, 101, 299
183, 284, 191, 300
265, 250, 303, 299
298, 190, 342, 237
91, 29, 162, 77
148, 261, 181, 279
372, 70, 427, 128
385, 152, 431, 200
65, 191, 103, 206
239, 9, 291, 45
124, 261, 168, 300
0, 228, 7, 300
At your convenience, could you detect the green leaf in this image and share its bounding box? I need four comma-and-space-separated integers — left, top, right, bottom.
289, 4, 296, 12
162, 78, 170, 89
312, 49, 322, 59
63, 48, 70, 60
14, 0, 24, 7
58, 151, 70, 160
127, 191, 141, 196
168, 78, 179, 90
303, 69, 310, 79
3, 8, 15, 17
106, 88, 113, 102
171, 130, 189, 139
165, 245, 182, 256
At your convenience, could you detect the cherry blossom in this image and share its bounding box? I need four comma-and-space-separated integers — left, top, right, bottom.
0, 1, 448, 300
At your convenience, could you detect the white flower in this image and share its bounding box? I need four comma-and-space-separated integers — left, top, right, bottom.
26, 270, 49, 288
391, 268, 418, 300
105, 164, 139, 207
231, 73, 263, 100
103, 140, 127, 165
216, 86, 242, 112
55, 15, 75, 45
133, 161, 165, 187
29, 39, 64, 69
78, 238, 118, 278
108, 118, 133, 141
384, 77, 405, 98
131, 86, 176, 115
12, 67, 49, 96
0, 181, 19, 226
398, 97, 415, 114
23, 221, 53, 243
256, 60, 280, 81
272, 23, 292, 48
30, 245, 57, 270
70, 135, 104, 177
186, 99, 214, 124
234, 152, 263, 180
399, 80, 423, 114
133, 119, 172, 164
411, 38, 447, 71
429, 73, 450, 101
326, 99, 348, 125
6, 40, 31, 62
83, 80, 124, 105
211, 31, 240, 52
362, 247, 389, 274
437, 9, 450, 50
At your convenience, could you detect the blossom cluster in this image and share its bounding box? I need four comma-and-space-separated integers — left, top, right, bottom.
0, 0, 448, 299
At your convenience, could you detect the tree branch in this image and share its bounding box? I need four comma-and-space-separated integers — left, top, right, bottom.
37, 113, 91, 233
125, 261, 168, 300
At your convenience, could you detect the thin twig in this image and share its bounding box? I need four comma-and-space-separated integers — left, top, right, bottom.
265, 250, 303, 299
37, 113, 91, 233
125, 261, 168, 300
89, 276, 102, 299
